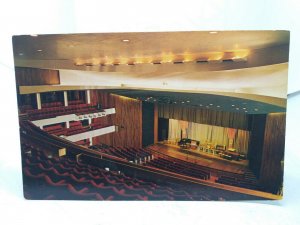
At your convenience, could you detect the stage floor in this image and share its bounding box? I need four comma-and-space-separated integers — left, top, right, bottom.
148, 143, 249, 175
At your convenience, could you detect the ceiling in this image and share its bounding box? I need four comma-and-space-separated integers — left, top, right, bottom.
109, 89, 286, 114
13, 30, 289, 66
13, 31, 290, 112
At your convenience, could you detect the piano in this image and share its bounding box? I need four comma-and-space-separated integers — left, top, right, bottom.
178, 138, 200, 150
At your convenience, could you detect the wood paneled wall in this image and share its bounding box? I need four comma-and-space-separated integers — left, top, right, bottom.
15, 67, 60, 86
259, 113, 286, 194
158, 104, 249, 130
90, 90, 142, 148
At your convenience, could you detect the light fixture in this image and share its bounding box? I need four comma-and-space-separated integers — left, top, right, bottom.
18, 53, 23, 56
122, 39, 130, 42
209, 103, 213, 106
37, 49, 43, 52
30, 34, 38, 37
236, 108, 239, 110
232, 104, 235, 107
186, 100, 190, 103
217, 105, 220, 108
209, 31, 218, 34
199, 104, 203, 106
254, 108, 259, 111
243, 107, 247, 110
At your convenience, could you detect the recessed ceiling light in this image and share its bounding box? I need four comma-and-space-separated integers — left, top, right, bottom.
209, 103, 213, 106
217, 105, 220, 108
199, 104, 203, 106
186, 100, 190, 103
174, 102, 177, 104
209, 31, 218, 34
245, 111, 248, 113
236, 108, 239, 110
18, 53, 23, 56
232, 104, 235, 107
181, 101, 185, 104
122, 39, 130, 42
243, 107, 246, 110
37, 49, 43, 52
254, 108, 258, 111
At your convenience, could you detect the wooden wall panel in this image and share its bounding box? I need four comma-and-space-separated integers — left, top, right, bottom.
158, 104, 249, 130
15, 67, 60, 86
90, 90, 142, 148
259, 113, 286, 194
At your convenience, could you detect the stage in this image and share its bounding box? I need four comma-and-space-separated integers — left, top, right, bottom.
148, 142, 249, 175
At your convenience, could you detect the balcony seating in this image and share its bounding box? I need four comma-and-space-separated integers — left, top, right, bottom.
26, 103, 99, 120
42, 102, 63, 108
68, 100, 84, 105
22, 142, 234, 201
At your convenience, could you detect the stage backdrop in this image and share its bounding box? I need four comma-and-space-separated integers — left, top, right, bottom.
168, 119, 249, 155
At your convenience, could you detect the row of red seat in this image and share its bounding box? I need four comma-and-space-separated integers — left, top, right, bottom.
44, 121, 111, 137
42, 102, 63, 108
216, 175, 262, 190
90, 145, 153, 163
22, 143, 217, 200
68, 100, 84, 105
147, 157, 210, 180
26, 104, 99, 120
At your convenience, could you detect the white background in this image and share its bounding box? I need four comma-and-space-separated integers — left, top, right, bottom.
0, 1, 299, 225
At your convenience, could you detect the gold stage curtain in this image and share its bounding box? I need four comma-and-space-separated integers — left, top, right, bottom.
168, 119, 182, 141
158, 104, 249, 130
168, 119, 249, 154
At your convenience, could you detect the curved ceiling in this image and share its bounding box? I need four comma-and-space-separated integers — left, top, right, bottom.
13, 31, 289, 111
57, 63, 288, 99
13, 30, 289, 68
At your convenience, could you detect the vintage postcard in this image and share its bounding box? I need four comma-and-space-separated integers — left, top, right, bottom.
13, 31, 289, 200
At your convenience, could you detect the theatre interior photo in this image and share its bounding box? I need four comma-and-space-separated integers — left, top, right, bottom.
13, 30, 289, 201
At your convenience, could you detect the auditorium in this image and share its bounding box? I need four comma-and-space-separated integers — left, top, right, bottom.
13, 31, 289, 201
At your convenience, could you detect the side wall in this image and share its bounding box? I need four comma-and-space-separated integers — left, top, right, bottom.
248, 114, 267, 178
15, 67, 60, 86
158, 118, 169, 142
90, 91, 142, 148
142, 102, 154, 147
259, 113, 286, 194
